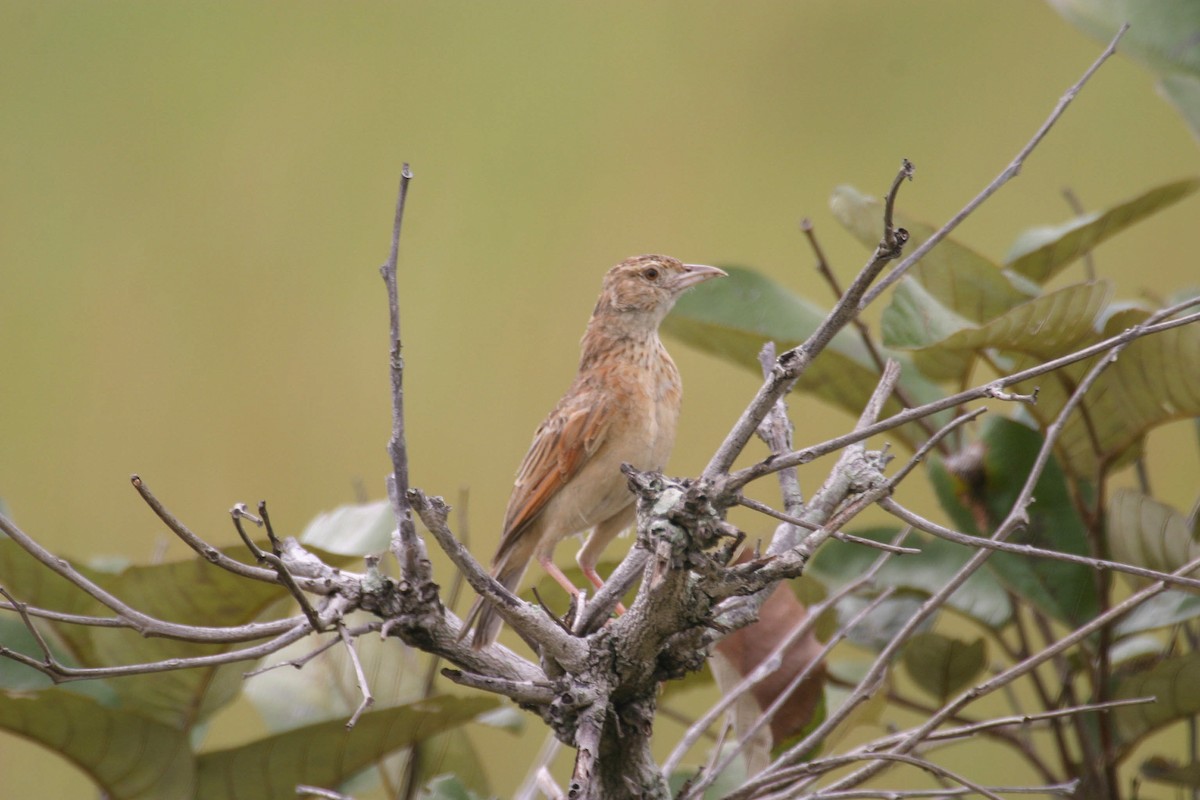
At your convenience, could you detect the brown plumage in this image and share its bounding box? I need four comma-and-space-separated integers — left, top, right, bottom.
464, 254, 725, 649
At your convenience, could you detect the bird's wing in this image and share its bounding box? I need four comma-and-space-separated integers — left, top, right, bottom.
493, 389, 613, 566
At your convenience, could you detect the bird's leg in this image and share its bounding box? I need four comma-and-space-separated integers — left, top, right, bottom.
580, 563, 628, 616
538, 553, 584, 599
578, 514, 634, 615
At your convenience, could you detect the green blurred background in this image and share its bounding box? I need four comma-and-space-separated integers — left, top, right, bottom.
2, 1, 1198, 796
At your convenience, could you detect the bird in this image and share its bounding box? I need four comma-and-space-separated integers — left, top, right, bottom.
463, 254, 726, 649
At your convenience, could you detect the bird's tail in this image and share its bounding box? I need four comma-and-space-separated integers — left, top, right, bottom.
460, 562, 526, 650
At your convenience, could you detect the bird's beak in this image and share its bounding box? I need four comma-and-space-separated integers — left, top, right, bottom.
673, 263, 727, 291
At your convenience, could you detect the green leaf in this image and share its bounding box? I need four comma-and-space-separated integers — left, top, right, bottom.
925, 281, 1109, 358
1008, 302, 1200, 477
194, 695, 500, 800
808, 527, 1011, 627
900, 632, 987, 705
664, 265, 948, 449
831, 185, 1034, 322
0, 689, 194, 799
1005, 178, 1200, 283
884, 280, 1111, 382
299, 499, 395, 556
1113, 653, 1200, 746
1114, 591, 1200, 636
1108, 489, 1200, 581
929, 417, 1099, 626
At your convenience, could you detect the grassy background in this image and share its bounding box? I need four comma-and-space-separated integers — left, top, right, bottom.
2, 1, 1198, 795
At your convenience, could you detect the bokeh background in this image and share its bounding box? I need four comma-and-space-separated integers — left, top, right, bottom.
2, 1, 1198, 796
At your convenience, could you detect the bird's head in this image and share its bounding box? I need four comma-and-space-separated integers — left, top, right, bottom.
593, 255, 726, 327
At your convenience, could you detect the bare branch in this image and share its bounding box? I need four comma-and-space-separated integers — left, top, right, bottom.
680, 588, 898, 798
0, 504, 306, 644
245, 623, 380, 678
336, 621, 374, 729
514, 734, 564, 800
132, 474, 280, 585
441, 668, 556, 705
802, 221, 943, 449
231, 503, 325, 632
755, 341, 804, 514
886, 407, 986, 489
810, 551, 1200, 796
1, 621, 314, 683
868, 696, 1156, 751
860, 24, 1130, 308
703, 160, 913, 481
408, 488, 586, 670
664, 552, 895, 777
881, 497, 1200, 591
729, 305, 1200, 491
378, 164, 429, 585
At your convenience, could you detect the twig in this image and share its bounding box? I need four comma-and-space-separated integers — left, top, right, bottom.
860, 24, 1129, 308
801, 220, 943, 449
868, 696, 1156, 751
378, 165, 429, 584
337, 621, 374, 728
735, 496, 918, 555
756, 341, 804, 516
536, 767, 565, 800
0, 622, 313, 683
0, 586, 55, 665
885, 407, 987, 489
231, 504, 325, 632
703, 159, 913, 481
664, 561, 888, 776
575, 546, 650, 636
728, 304, 1200, 491
753, 747, 1010, 800
880, 498, 1200, 591
231, 503, 267, 559
131, 475, 282, 586
259, 500, 284, 552
983, 385, 1039, 404
408, 488, 586, 670
735, 495, 818, 532
691, 593, 896, 799
806, 317, 1200, 796
441, 668, 556, 705
0, 505, 307, 643
244, 623, 381, 678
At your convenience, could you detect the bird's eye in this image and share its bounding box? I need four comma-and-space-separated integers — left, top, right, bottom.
642, 267, 660, 281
